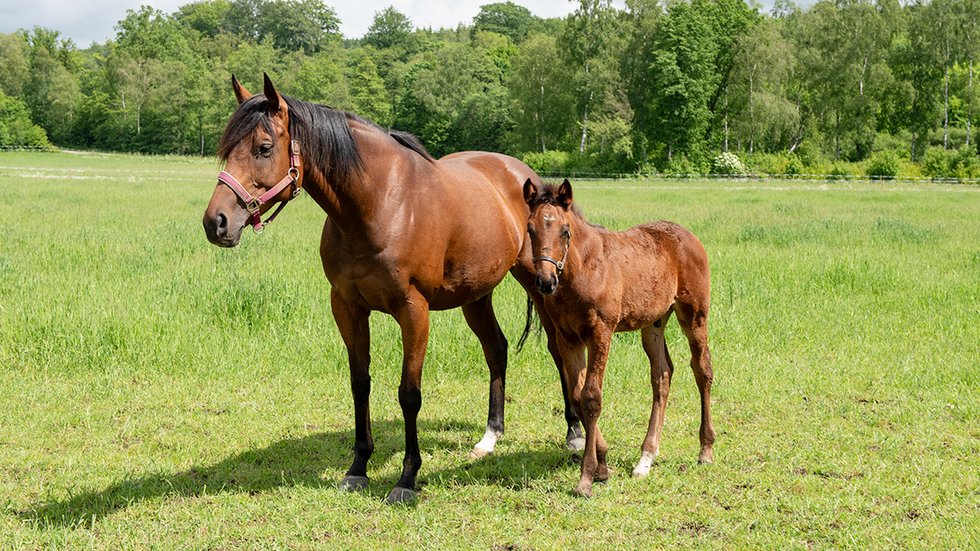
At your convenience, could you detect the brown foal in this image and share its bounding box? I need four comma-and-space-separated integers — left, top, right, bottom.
523, 179, 716, 498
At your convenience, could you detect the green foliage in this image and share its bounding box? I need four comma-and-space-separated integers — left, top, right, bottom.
0, 33, 29, 97
0, 0, 977, 180
921, 145, 980, 180
866, 150, 901, 179
828, 163, 851, 180
0, 90, 52, 148
472, 2, 539, 43
784, 155, 805, 176
521, 149, 571, 174
224, 0, 340, 54
711, 151, 746, 175
663, 153, 701, 176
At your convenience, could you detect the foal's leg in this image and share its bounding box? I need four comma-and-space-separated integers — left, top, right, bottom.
331, 289, 374, 492
462, 293, 508, 458
386, 292, 431, 504
676, 302, 715, 464
575, 329, 612, 498
634, 317, 674, 477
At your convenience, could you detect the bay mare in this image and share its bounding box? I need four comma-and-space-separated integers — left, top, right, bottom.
202, 75, 582, 503
523, 179, 715, 498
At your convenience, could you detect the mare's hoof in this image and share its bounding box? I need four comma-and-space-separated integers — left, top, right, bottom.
339, 475, 369, 492
469, 447, 491, 460
385, 487, 417, 505
632, 466, 651, 478
566, 436, 586, 452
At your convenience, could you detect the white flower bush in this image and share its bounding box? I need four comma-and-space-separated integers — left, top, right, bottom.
712, 151, 746, 175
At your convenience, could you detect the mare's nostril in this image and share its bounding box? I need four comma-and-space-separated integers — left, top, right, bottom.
216, 213, 228, 236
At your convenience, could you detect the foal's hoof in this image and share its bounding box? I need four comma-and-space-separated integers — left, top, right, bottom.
595, 465, 613, 482
385, 486, 417, 505
339, 475, 369, 492
573, 481, 593, 499
698, 449, 714, 465
632, 465, 652, 478
565, 436, 586, 452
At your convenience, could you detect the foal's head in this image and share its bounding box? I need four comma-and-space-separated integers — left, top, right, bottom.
203, 74, 300, 247
523, 178, 574, 296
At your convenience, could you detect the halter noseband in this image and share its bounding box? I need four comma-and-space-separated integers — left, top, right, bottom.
533, 230, 571, 276
217, 139, 302, 234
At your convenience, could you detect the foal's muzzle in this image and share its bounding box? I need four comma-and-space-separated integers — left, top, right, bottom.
535, 273, 558, 296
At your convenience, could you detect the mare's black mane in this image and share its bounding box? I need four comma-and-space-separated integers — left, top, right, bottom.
217, 94, 433, 187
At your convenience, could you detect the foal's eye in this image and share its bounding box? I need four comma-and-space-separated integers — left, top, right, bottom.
527, 225, 536, 236
561, 228, 571, 238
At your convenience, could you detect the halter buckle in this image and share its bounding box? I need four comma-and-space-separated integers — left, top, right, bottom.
245, 198, 262, 214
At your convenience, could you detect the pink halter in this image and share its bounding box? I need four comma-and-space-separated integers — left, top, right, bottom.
217, 140, 302, 233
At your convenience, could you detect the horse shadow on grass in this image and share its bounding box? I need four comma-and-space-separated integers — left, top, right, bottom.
19, 417, 575, 528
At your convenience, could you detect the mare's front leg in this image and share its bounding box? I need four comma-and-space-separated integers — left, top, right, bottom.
331, 289, 374, 492
462, 293, 508, 459
386, 291, 431, 504
511, 265, 583, 451
573, 327, 613, 498
536, 298, 585, 452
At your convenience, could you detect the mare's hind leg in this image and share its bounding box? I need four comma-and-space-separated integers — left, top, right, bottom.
675, 301, 715, 464
634, 315, 674, 477
331, 289, 374, 492
462, 293, 508, 458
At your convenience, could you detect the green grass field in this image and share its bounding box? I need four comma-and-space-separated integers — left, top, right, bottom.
1, 151, 977, 548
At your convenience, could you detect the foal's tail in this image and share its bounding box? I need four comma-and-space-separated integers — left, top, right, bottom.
516, 295, 535, 352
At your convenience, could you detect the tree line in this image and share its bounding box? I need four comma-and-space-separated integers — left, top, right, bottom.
0, 0, 977, 178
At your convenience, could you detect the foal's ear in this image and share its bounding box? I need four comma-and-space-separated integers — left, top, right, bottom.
523, 178, 538, 204
558, 179, 573, 209
263, 72, 286, 114
231, 74, 252, 104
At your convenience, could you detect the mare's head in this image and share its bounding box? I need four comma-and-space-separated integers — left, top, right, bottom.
523, 178, 574, 296
203, 74, 300, 247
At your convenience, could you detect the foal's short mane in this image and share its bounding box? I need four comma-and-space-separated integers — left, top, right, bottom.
528, 183, 599, 228
217, 94, 433, 187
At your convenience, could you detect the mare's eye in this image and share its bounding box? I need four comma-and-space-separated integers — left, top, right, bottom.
257, 144, 272, 157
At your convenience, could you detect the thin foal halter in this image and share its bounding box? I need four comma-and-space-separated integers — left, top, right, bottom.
216, 140, 302, 234
533, 230, 571, 276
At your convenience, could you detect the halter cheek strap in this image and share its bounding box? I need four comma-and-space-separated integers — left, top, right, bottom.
217, 140, 302, 234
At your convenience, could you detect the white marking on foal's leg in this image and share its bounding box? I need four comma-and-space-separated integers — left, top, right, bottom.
470, 428, 500, 458
632, 450, 658, 478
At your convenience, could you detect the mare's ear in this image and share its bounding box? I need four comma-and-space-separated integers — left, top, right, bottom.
558, 179, 573, 209
263, 72, 286, 115
232, 75, 252, 104
523, 178, 538, 205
